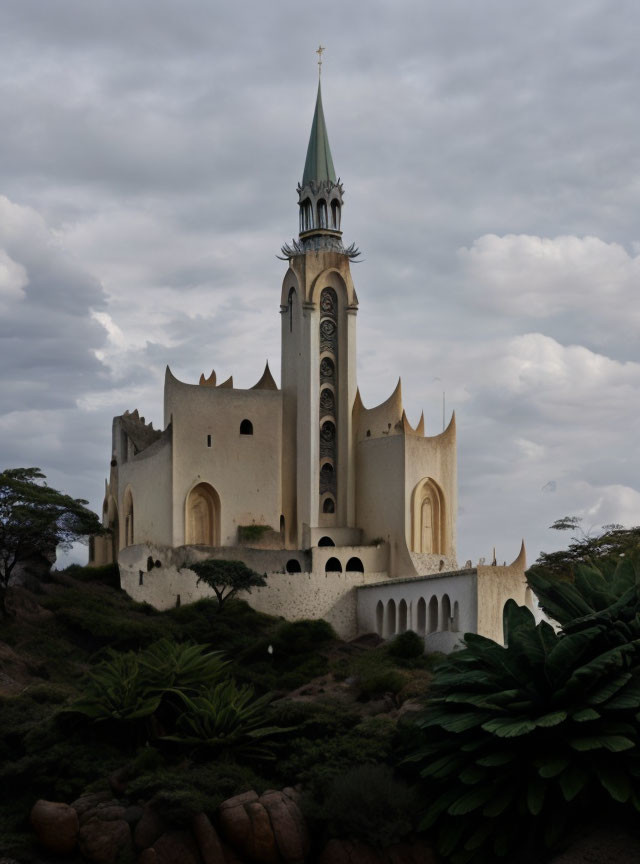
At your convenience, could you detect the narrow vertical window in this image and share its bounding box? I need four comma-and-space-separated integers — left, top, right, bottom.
207, 434, 212, 448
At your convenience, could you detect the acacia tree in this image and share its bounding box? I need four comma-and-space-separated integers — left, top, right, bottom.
190, 558, 267, 612
0, 467, 103, 616
527, 516, 640, 581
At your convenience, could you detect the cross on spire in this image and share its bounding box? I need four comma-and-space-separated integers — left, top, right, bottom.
316, 44, 325, 77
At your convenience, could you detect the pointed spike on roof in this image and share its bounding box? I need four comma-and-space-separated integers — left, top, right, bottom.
416, 411, 425, 436
302, 82, 337, 186
199, 370, 217, 387
511, 540, 527, 570
218, 375, 233, 389
251, 362, 278, 391
353, 388, 364, 415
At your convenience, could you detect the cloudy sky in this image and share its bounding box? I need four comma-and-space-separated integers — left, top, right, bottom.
1, 0, 639, 568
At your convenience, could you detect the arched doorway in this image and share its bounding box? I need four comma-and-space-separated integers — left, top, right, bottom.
123, 488, 134, 547
416, 597, 426, 635
385, 599, 397, 638
441, 594, 451, 631
411, 477, 445, 554
185, 483, 220, 546
428, 596, 438, 633
398, 599, 408, 633
376, 600, 384, 635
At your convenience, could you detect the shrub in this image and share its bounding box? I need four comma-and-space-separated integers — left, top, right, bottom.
164, 679, 287, 758
271, 618, 336, 653
127, 759, 267, 822
408, 589, 640, 863
388, 630, 425, 659
358, 668, 405, 700
276, 714, 396, 791
310, 763, 417, 847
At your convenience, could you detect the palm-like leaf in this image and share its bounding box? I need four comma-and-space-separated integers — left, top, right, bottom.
408, 555, 640, 864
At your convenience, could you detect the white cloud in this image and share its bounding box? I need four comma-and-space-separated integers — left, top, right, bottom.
459, 234, 640, 340
0, 249, 27, 303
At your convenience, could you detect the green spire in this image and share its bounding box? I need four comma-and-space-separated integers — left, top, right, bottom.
302, 82, 336, 186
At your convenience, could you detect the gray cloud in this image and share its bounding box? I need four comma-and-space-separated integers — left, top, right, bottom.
1, 0, 639, 566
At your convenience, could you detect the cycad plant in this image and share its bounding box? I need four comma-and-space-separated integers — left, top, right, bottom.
408, 552, 640, 863
71, 641, 226, 726
163, 679, 287, 758
139, 638, 228, 693
71, 649, 161, 724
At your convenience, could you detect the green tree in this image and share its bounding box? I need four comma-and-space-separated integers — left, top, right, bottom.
0, 467, 103, 616
190, 559, 267, 612
528, 516, 640, 581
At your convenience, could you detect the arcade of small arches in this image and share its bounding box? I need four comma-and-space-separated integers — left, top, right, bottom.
299, 197, 341, 234
376, 593, 460, 639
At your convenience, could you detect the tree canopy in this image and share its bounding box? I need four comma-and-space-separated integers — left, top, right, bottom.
190, 558, 267, 612
0, 467, 103, 614
527, 516, 640, 582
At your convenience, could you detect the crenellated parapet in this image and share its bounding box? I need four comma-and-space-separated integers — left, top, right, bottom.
119, 409, 162, 454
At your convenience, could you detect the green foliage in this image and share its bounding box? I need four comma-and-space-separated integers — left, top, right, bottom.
127, 758, 267, 822
529, 517, 640, 581
190, 558, 267, 611
311, 763, 417, 847
408, 589, 640, 863
271, 618, 336, 652
388, 630, 425, 660
0, 467, 103, 615
237, 524, 273, 542
528, 553, 640, 642
139, 638, 228, 692
358, 668, 405, 700
164, 679, 286, 758
40, 581, 167, 651
69, 640, 228, 726
275, 710, 396, 790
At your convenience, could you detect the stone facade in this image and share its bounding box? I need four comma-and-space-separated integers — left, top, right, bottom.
91, 81, 530, 649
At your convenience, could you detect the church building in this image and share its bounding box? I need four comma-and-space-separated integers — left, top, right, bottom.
91, 77, 531, 649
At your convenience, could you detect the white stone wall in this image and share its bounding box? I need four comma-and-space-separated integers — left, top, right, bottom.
357, 569, 477, 651
115, 434, 173, 550
119, 542, 386, 639
164, 370, 283, 547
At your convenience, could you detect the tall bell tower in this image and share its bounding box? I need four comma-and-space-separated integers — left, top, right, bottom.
280, 68, 361, 549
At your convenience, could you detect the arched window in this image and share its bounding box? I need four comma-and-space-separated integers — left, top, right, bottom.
416, 597, 426, 635
318, 536, 335, 547
398, 599, 408, 633
325, 556, 342, 572
317, 199, 327, 228
323, 497, 335, 513
385, 599, 397, 638
286, 559, 301, 574
376, 600, 384, 635
280, 514, 285, 537
330, 199, 341, 230
185, 482, 220, 546
441, 594, 452, 631
452, 601, 460, 632
411, 477, 445, 554
123, 488, 134, 547
346, 557, 364, 572
288, 287, 296, 333
428, 595, 438, 633
240, 419, 253, 435
300, 198, 312, 232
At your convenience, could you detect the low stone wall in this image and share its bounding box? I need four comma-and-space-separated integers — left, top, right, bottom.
118, 543, 386, 639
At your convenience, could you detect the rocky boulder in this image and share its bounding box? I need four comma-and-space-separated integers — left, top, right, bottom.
218, 789, 309, 864
78, 816, 132, 864
30, 799, 79, 854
